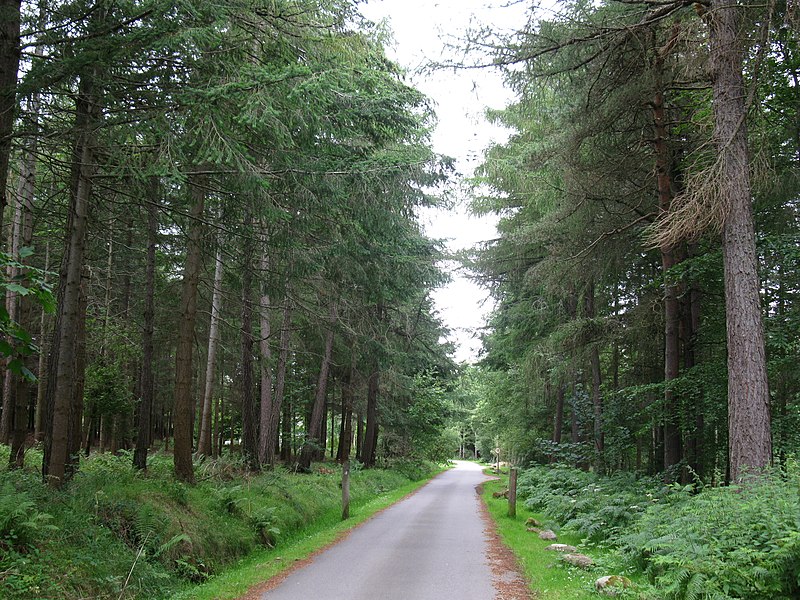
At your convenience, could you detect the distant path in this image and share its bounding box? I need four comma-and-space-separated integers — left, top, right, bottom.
252, 460, 528, 600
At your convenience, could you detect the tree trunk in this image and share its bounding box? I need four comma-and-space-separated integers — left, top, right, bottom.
240, 205, 259, 471
266, 297, 291, 466
0, 188, 23, 443
134, 192, 158, 470
298, 303, 337, 471
361, 367, 379, 468
710, 0, 771, 481
34, 242, 50, 441
9, 175, 34, 468
652, 74, 683, 476
172, 175, 206, 484
585, 285, 604, 471
0, 0, 21, 235
553, 383, 564, 445
44, 74, 95, 488
337, 362, 353, 462
67, 273, 89, 476
197, 241, 223, 457
355, 411, 364, 461
280, 392, 292, 463
257, 249, 273, 465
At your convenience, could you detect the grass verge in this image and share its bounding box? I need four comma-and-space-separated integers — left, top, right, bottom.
0, 446, 443, 600
177, 474, 440, 600
481, 474, 597, 600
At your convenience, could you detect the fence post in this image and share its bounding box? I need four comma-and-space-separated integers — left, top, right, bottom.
508, 467, 518, 518
342, 460, 351, 520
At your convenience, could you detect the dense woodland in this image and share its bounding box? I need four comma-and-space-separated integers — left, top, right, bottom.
461, 0, 800, 484
1, 0, 800, 597
0, 0, 459, 486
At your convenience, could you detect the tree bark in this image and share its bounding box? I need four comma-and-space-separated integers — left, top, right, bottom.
584, 285, 604, 470
298, 303, 337, 471
240, 204, 259, 471
66, 271, 89, 477
266, 297, 291, 466
257, 248, 273, 464
134, 191, 158, 470
197, 241, 223, 457
34, 242, 49, 441
652, 82, 682, 475
553, 383, 564, 445
361, 366, 379, 468
710, 0, 771, 481
0, 0, 21, 235
172, 175, 206, 484
44, 74, 95, 488
9, 172, 34, 468
336, 361, 354, 462
0, 187, 23, 443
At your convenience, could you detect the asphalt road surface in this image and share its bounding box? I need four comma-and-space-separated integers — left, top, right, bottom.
258, 461, 509, 600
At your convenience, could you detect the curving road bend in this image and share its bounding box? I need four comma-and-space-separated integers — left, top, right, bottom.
256, 460, 523, 600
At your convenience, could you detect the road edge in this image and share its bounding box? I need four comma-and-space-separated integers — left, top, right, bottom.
237, 467, 449, 599
476, 481, 538, 600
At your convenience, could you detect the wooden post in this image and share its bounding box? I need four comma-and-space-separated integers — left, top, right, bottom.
508, 467, 518, 518
342, 460, 350, 520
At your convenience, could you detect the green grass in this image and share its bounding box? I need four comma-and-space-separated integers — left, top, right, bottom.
481, 475, 598, 599
0, 446, 444, 599
177, 475, 438, 600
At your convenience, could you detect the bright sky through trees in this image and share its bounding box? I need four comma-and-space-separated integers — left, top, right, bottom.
361, 0, 528, 362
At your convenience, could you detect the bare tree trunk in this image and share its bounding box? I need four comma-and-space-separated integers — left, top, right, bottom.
553, 383, 564, 445
299, 303, 337, 471
356, 411, 364, 460
197, 241, 223, 457
44, 74, 95, 488
652, 73, 683, 476
240, 205, 259, 471
66, 272, 88, 476
266, 297, 291, 466
257, 249, 273, 464
134, 191, 158, 470
0, 188, 23, 443
280, 391, 292, 463
34, 242, 49, 441
336, 361, 354, 462
710, 0, 771, 481
172, 175, 206, 484
361, 366, 379, 468
212, 392, 220, 457
0, 0, 21, 234
585, 284, 604, 471
9, 170, 34, 468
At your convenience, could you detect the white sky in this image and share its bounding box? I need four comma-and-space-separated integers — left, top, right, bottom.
360, 0, 528, 363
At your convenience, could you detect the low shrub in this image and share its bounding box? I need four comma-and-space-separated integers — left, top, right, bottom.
517, 463, 800, 600
620, 475, 800, 599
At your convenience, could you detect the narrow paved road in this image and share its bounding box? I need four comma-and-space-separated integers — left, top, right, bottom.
257, 461, 521, 600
